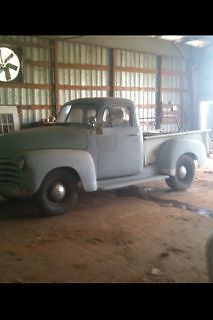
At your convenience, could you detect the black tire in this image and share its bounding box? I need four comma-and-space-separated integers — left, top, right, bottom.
34, 169, 78, 216
165, 155, 195, 191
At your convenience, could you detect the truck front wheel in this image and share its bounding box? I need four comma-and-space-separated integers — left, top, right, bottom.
165, 155, 195, 191
34, 169, 78, 216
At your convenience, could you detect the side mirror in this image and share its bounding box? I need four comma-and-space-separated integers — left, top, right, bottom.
96, 123, 103, 135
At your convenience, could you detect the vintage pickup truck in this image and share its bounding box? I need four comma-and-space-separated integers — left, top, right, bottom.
0, 97, 210, 216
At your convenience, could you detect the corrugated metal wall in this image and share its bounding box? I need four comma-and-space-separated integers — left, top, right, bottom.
199, 46, 213, 101
56, 42, 109, 108
161, 56, 188, 132
0, 36, 189, 132
0, 35, 53, 127
114, 49, 157, 131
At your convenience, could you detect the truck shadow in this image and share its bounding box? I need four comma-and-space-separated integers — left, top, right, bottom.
116, 186, 213, 218
0, 197, 39, 220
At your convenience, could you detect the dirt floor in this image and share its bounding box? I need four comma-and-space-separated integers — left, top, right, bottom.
1, 158, 213, 283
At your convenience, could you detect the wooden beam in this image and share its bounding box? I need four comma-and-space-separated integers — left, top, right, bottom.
161, 88, 187, 92
24, 60, 51, 68
0, 39, 54, 49
19, 105, 53, 110
115, 86, 156, 92
162, 70, 186, 76
58, 85, 110, 91
52, 40, 59, 115
114, 66, 157, 74
109, 48, 114, 97
155, 56, 162, 129
57, 63, 109, 71
0, 83, 52, 90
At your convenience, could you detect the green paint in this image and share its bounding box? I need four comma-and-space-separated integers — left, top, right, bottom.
0, 124, 88, 157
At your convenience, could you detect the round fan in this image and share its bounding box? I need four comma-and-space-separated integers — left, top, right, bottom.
0, 47, 20, 82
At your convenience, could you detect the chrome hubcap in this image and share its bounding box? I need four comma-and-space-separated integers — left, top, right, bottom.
178, 165, 187, 179
50, 183, 66, 202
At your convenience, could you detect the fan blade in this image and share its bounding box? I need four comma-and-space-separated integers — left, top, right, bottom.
4, 53, 14, 64
6, 63, 18, 71
4, 68, 11, 81
0, 49, 3, 63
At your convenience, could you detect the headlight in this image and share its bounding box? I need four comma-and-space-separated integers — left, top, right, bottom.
17, 156, 25, 169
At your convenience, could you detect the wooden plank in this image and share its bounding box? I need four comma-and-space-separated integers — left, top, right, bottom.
57, 63, 109, 71
53, 41, 59, 115
19, 105, 53, 110
58, 85, 110, 91
0, 39, 54, 49
156, 55, 162, 129
161, 88, 187, 92
109, 48, 114, 97
162, 70, 186, 76
24, 60, 51, 67
0, 83, 52, 90
115, 86, 156, 92
114, 66, 157, 74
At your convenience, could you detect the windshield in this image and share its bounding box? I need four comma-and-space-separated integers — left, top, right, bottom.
56, 103, 97, 125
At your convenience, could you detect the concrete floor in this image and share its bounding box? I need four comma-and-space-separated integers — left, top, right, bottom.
1, 157, 213, 283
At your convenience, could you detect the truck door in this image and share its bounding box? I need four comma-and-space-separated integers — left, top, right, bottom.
96, 105, 143, 179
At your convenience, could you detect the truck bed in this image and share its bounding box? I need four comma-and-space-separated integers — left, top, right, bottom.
143, 129, 210, 166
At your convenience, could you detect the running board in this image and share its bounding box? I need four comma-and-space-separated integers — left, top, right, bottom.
97, 174, 169, 191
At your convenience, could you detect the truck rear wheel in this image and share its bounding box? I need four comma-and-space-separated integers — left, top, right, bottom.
165, 155, 195, 191
34, 169, 78, 216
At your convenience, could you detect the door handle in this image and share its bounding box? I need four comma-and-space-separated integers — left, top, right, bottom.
128, 133, 139, 136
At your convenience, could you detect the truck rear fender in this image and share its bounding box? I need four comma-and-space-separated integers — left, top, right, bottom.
22, 149, 97, 193
156, 138, 207, 176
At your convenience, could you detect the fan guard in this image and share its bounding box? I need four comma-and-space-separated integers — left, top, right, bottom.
0, 47, 20, 82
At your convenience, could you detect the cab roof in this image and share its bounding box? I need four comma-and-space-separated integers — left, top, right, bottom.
66, 97, 135, 107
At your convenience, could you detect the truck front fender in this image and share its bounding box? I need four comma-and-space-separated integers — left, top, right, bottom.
21, 149, 97, 194
156, 138, 207, 176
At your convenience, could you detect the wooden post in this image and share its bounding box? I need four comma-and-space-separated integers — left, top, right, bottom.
51, 40, 60, 116
109, 48, 114, 97
155, 55, 162, 129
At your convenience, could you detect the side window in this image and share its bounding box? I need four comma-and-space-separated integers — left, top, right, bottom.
111, 106, 131, 127
67, 108, 83, 123
102, 108, 111, 128
102, 106, 132, 128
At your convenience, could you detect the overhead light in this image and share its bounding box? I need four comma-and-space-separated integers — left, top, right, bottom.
185, 39, 209, 48
160, 36, 184, 41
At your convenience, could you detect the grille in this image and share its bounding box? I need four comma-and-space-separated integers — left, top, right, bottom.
0, 158, 20, 185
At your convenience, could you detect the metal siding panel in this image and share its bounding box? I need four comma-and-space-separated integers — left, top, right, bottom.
75, 69, 81, 86
64, 42, 69, 63
74, 43, 80, 64
81, 44, 86, 64
103, 70, 108, 86
102, 47, 108, 66
0, 88, 6, 105
57, 42, 110, 106
115, 50, 121, 66
139, 53, 144, 67
59, 90, 65, 106
96, 46, 102, 65
32, 47, 39, 61
91, 46, 96, 65
70, 43, 75, 64
58, 41, 63, 63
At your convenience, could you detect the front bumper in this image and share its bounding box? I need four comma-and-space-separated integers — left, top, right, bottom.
0, 184, 29, 198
